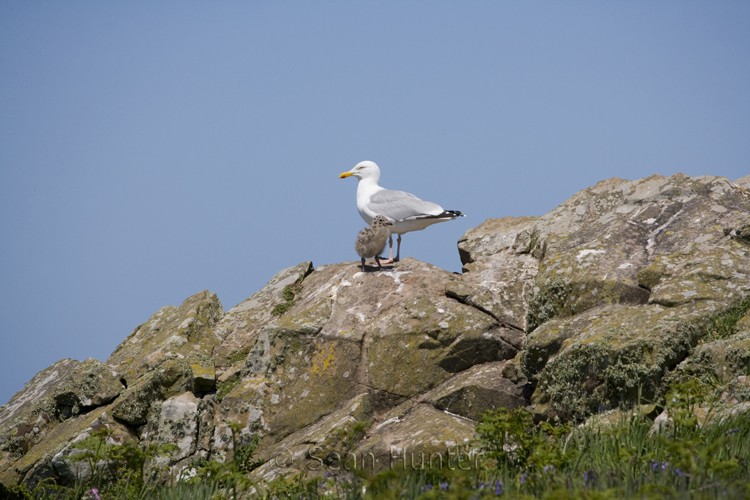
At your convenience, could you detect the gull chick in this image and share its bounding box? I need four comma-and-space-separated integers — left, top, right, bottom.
340, 161, 464, 263
355, 215, 393, 272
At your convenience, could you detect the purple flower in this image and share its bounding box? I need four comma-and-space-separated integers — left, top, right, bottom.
494, 480, 503, 495
674, 468, 683, 477
651, 462, 658, 471
422, 484, 433, 492
440, 481, 449, 491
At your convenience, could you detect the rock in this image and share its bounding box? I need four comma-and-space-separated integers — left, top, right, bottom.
450, 216, 539, 332
50, 412, 133, 484
216, 259, 508, 451
352, 403, 477, 474
146, 392, 201, 461
187, 353, 216, 393
420, 361, 527, 421
111, 358, 193, 426
212, 262, 314, 366
251, 393, 372, 482
515, 174, 750, 419
0, 358, 124, 478
107, 291, 223, 426
0, 407, 131, 488
52, 358, 123, 417
2, 172, 749, 489
670, 308, 750, 401
107, 290, 224, 386
0, 359, 82, 433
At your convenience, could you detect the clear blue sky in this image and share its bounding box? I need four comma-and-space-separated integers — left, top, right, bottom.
1, 2, 748, 406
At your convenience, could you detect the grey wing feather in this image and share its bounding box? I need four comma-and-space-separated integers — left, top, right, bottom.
368, 189, 443, 221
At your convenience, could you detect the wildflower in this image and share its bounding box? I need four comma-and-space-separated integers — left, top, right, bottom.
477, 481, 486, 490
83, 489, 100, 500
520, 473, 527, 484
422, 484, 433, 492
674, 469, 683, 477
543, 464, 554, 473
651, 462, 658, 471
494, 480, 503, 495
440, 482, 449, 491
325, 472, 333, 478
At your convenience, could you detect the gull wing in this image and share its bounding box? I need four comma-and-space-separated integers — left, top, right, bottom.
367, 189, 444, 221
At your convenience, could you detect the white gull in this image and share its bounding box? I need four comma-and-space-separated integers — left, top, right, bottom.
340, 161, 464, 263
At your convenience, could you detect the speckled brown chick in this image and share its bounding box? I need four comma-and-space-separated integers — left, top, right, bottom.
355, 215, 393, 271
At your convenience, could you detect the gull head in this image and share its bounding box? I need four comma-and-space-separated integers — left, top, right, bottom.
339, 160, 381, 182
372, 215, 393, 227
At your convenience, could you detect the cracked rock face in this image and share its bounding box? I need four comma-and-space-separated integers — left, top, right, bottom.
213, 258, 520, 466
1, 173, 748, 486
512, 173, 750, 420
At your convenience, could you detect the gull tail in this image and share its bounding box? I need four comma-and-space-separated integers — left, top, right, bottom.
412, 210, 465, 220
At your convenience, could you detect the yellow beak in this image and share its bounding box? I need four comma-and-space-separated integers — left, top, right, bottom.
339, 171, 353, 178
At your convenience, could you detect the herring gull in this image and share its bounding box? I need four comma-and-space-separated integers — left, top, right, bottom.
340, 161, 464, 263
355, 215, 393, 271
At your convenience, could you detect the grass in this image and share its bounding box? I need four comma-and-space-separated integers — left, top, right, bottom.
705, 296, 750, 341
3, 383, 749, 499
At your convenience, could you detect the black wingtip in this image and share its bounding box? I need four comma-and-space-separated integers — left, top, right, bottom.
444, 210, 465, 218
411, 210, 465, 221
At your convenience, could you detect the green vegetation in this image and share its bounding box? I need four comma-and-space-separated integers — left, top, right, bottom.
216, 377, 241, 402
271, 279, 305, 317
4, 380, 749, 499
705, 296, 750, 341
526, 277, 572, 333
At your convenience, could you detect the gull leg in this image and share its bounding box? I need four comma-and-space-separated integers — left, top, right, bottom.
394, 235, 402, 262
380, 235, 395, 264
375, 255, 382, 271
361, 257, 366, 272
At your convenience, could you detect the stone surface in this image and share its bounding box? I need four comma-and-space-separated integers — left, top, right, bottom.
212, 262, 314, 366
516, 174, 750, 419
52, 358, 123, 417
419, 361, 527, 421
107, 290, 224, 386
352, 403, 478, 474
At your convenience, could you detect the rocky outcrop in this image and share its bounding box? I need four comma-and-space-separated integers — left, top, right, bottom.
1, 173, 748, 487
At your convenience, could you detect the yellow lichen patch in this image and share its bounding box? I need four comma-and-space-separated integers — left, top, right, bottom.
311, 345, 335, 376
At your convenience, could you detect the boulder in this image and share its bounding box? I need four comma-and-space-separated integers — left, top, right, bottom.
419, 361, 527, 421
0, 358, 125, 478
52, 358, 123, 418
352, 403, 478, 474
212, 262, 314, 366
107, 290, 224, 386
